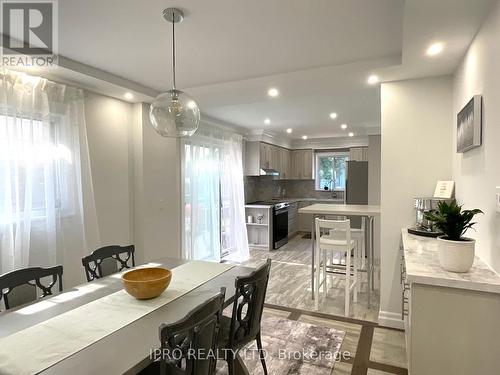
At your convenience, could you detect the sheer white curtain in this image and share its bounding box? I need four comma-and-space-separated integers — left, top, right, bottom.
182, 142, 221, 261
0, 70, 99, 287
181, 124, 249, 263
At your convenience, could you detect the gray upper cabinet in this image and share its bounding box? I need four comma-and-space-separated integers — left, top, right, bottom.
280, 148, 290, 180
244, 141, 261, 176
260, 142, 272, 169
244, 141, 313, 180
349, 147, 368, 161
291, 149, 314, 180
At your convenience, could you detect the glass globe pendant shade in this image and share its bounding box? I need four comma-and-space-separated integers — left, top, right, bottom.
149, 89, 200, 137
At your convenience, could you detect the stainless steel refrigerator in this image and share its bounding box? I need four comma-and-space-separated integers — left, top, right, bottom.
345, 161, 368, 228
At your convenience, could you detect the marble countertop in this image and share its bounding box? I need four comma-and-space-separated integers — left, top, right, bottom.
299, 203, 381, 216
401, 229, 500, 294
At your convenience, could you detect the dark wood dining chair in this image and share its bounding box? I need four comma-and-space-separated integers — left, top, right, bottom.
218, 259, 272, 375
142, 288, 226, 375
81, 245, 135, 281
0, 265, 63, 310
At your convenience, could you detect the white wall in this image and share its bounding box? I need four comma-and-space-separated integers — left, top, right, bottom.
84, 94, 181, 274
367, 135, 381, 205
131, 103, 181, 264
380, 76, 453, 327
84, 92, 134, 246
367, 135, 381, 259
453, 0, 500, 272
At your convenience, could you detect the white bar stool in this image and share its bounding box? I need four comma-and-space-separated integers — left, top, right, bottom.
314, 218, 358, 316
330, 218, 366, 270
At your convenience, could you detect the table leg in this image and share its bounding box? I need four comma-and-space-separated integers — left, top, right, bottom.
234, 353, 250, 375
311, 214, 316, 300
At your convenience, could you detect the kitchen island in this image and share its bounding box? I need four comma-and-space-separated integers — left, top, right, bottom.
299, 204, 380, 305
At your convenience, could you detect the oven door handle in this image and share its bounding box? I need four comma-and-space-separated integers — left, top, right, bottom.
275, 208, 289, 215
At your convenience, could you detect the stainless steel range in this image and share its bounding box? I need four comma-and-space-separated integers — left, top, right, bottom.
249, 200, 290, 249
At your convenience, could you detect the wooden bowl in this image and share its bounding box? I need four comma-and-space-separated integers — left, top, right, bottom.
121, 267, 172, 299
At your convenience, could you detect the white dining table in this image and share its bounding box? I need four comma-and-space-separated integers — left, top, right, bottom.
0, 258, 254, 375
298, 204, 381, 307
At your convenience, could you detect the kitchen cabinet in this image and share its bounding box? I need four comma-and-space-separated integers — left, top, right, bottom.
287, 202, 298, 237
280, 148, 290, 180
349, 147, 368, 161
244, 141, 313, 180
245, 205, 273, 251
401, 230, 500, 375
258, 142, 283, 171
291, 149, 314, 180
271, 146, 281, 170
259, 142, 272, 169
244, 141, 275, 175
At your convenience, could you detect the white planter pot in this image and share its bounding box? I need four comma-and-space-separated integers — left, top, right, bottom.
437, 236, 475, 273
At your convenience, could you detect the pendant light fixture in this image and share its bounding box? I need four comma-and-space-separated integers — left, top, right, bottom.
149, 8, 200, 137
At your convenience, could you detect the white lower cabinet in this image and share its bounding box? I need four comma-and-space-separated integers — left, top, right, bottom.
245, 205, 273, 251
402, 254, 500, 375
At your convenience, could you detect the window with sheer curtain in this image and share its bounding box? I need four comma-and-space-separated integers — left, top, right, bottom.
0, 71, 99, 287
181, 125, 249, 263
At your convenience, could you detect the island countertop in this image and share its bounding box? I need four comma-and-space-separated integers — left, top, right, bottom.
401, 229, 500, 294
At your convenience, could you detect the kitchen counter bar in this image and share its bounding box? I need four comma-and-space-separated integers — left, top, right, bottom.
401, 229, 500, 293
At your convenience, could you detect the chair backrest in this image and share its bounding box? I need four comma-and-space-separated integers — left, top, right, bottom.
158, 288, 226, 375
228, 259, 272, 348
316, 218, 352, 244
0, 266, 63, 310
81, 245, 135, 282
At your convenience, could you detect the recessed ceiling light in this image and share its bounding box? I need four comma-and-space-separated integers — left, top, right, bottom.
341, 123, 347, 130
426, 42, 444, 56
348, 132, 354, 137
264, 118, 271, 125
124, 92, 134, 100
367, 75, 379, 85
302, 135, 308, 140
329, 112, 338, 119
267, 88, 279, 97
286, 128, 292, 134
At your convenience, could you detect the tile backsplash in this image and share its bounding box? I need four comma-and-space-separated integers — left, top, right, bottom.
244, 176, 344, 203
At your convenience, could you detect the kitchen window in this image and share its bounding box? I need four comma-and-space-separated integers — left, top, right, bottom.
315, 152, 349, 191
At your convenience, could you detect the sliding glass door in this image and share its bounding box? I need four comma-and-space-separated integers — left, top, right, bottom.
181, 130, 249, 263
182, 143, 221, 261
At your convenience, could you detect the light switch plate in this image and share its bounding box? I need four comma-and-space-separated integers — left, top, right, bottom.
496, 187, 500, 213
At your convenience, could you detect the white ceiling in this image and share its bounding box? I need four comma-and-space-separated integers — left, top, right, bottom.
47, 0, 496, 139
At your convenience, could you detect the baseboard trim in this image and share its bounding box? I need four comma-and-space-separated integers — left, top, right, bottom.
378, 310, 404, 329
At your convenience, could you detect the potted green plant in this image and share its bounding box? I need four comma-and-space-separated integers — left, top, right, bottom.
424, 200, 483, 272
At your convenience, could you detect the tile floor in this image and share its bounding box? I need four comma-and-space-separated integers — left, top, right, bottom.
235, 234, 407, 375
243, 234, 380, 321
248, 307, 407, 375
